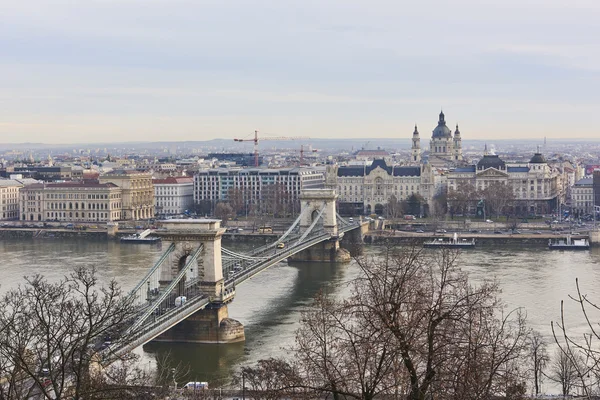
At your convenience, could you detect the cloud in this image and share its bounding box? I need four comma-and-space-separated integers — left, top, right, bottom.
1, 0, 600, 142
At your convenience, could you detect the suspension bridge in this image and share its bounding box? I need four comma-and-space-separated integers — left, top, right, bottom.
108, 189, 367, 359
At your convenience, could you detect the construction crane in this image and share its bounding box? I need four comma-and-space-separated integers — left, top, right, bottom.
234, 130, 309, 167
300, 144, 318, 166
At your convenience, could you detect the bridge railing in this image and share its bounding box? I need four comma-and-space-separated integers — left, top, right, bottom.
225, 229, 331, 286
127, 242, 176, 307
124, 243, 204, 336
109, 294, 211, 360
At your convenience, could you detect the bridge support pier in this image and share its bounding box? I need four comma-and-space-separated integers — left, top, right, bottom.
591, 230, 600, 247
340, 227, 364, 257
289, 239, 351, 263
152, 304, 245, 344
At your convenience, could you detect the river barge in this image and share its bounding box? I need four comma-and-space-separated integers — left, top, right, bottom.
424, 233, 476, 249
120, 234, 161, 244
548, 236, 589, 250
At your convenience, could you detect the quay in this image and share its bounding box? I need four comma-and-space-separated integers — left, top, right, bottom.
0, 225, 596, 248
364, 230, 594, 247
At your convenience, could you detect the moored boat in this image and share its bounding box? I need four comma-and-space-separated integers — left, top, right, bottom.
424, 233, 475, 249
120, 234, 161, 244
548, 235, 589, 250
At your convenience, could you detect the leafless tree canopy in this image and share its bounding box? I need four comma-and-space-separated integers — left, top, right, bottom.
552, 277, 600, 397
0, 267, 165, 400
241, 246, 529, 400
528, 330, 549, 396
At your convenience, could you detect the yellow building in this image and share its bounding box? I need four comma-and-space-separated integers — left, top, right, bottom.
100, 170, 155, 220
19, 182, 122, 222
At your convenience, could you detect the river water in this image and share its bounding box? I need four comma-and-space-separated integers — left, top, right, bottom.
1, 238, 600, 391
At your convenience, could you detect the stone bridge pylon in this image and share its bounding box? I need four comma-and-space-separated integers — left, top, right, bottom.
153, 219, 244, 344
289, 188, 351, 263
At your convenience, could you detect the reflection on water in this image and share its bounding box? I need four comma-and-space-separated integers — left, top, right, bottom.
1, 238, 600, 389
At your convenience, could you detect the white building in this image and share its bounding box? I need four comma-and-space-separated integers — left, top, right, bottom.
0, 179, 23, 220
446, 151, 561, 216
572, 178, 594, 216
194, 167, 325, 214
335, 159, 440, 216
153, 177, 194, 216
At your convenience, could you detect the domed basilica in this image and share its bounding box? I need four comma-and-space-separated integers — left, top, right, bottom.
411, 111, 464, 168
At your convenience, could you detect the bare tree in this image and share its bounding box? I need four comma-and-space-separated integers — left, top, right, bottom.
353, 246, 529, 400
528, 330, 549, 396
242, 245, 529, 400
227, 187, 245, 216
479, 182, 515, 219
387, 194, 404, 219
552, 278, 600, 397
237, 358, 298, 400
0, 267, 161, 400
547, 351, 584, 397
293, 291, 398, 400
447, 182, 477, 218
214, 202, 234, 225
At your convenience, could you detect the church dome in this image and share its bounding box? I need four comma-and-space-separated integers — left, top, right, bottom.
432, 111, 452, 138
529, 152, 546, 164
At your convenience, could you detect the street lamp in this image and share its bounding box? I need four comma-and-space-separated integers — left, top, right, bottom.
242, 370, 246, 400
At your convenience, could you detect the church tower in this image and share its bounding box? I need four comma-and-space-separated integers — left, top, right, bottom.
411, 125, 421, 164
429, 110, 454, 159
453, 123, 463, 161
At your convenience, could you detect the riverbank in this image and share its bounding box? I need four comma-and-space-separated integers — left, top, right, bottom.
364, 231, 591, 247
0, 226, 591, 248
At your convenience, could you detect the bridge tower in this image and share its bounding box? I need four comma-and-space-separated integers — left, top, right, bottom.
290, 188, 351, 263
153, 219, 245, 344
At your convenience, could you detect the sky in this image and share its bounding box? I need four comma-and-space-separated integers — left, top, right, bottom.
1, 0, 599, 144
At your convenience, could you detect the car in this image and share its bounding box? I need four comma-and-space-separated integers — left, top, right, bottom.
494, 230, 502, 234
416, 229, 424, 233
348, 217, 354, 222
486, 219, 493, 223
436, 229, 447, 233
40, 377, 52, 388
276, 243, 285, 249
512, 230, 521, 234
533, 231, 542, 234
470, 229, 479, 233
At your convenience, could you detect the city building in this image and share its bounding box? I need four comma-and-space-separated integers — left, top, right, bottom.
19, 182, 122, 222
0, 179, 23, 220
193, 167, 324, 215
572, 178, 594, 216
13, 166, 73, 181
99, 170, 154, 220
594, 170, 600, 211
208, 153, 261, 167
446, 150, 561, 216
335, 159, 440, 216
153, 177, 194, 216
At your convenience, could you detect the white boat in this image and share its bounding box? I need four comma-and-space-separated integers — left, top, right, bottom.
548, 235, 589, 250
120, 234, 161, 244
424, 233, 475, 249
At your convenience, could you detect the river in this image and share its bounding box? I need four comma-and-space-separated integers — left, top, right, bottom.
1, 238, 599, 391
